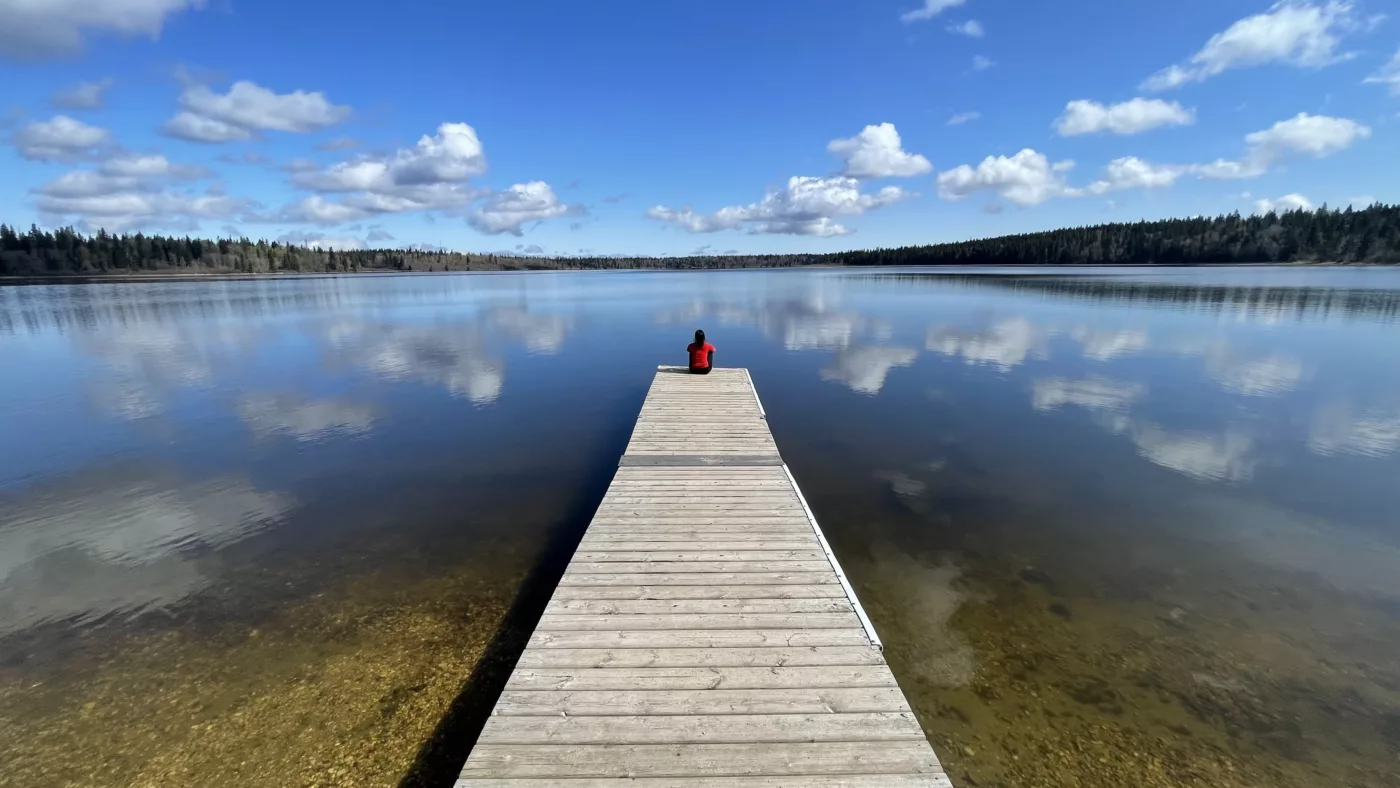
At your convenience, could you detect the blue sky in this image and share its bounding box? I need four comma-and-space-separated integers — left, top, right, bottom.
1, 0, 1397, 256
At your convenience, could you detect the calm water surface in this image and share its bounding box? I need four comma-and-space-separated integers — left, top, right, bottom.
2, 268, 1399, 787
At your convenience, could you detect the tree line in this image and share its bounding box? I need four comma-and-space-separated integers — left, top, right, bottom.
2, 203, 1397, 277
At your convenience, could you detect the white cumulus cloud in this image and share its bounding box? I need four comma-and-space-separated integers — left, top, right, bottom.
468, 181, 579, 236
33, 151, 242, 232
1055, 98, 1195, 136
901, 0, 965, 23
946, 111, 980, 126
1088, 157, 1186, 194
52, 77, 115, 109
1193, 112, 1370, 180
0, 0, 202, 60
827, 123, 932, 179
1255, 193, 1313, 214
11, 115, 110, 161
1244, 111, 1370, 160
161, 112, 251, 143
274, 122, 489, 223
937, 149, 1075, 206
162, 80, 350, 143
1142, 1, 1362, 90
648, 176, 911, 237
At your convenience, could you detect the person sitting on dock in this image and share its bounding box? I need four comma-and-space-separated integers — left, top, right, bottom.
687, 329, 715, 374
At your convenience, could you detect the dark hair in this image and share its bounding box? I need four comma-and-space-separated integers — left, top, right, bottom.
695, 329, 705, 344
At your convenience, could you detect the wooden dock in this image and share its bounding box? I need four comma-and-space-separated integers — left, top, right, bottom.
457, 367, 950, 786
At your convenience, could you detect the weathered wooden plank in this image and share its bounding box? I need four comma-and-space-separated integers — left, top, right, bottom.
460, 741, 940, 778
582, 530, 815, 540
589, 517, 812, 525
474, 712, 925, 745
576, 540, 818, 551
545, 598, 854, 615
573, 551, 826, 563
595, 506, 804, 514
606, 482, 794, 488
585, 522, 811, 530
610, 472, 788, 480
535, 613, 861, 631
513, 646, 886, 669
458, 776, 954, 787
556, 573, 839, 587
600, 497, 799, 505
491, 687, 916, 717
506, 666, 897, 691
564, 561, 834, 574
525, 629, 871, 649
549, 585, 848, 601
619, 455, 785, 467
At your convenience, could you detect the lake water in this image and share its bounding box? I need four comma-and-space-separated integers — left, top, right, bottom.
2, 267, 1399, 788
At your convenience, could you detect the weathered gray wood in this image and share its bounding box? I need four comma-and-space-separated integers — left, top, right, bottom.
474, 712, 926, 744
619, 455, 785, 467
491, 687, 917, 717
576, 540, 820, 551
513, 646, 886, 669
525, 629, 872, 649
573, 551, 826, 563
535, 613, 862, 631
557, 572, 840, 587
460, 741, 940, 778
457, 776, 954, 787
458, 367, 942, 785
589, 517, 812, 525
505, 666, 897, 691
564, 561, 835, 574
549, 585, 848, 600
582, 530, 815, 540
546, 598, 855, 615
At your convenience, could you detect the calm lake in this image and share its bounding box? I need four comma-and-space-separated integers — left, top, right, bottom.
3, 267, 1400, 788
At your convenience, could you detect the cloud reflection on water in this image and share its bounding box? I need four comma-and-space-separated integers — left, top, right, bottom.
0, 470, 293, 636
1308, 403, 1400, 459
821, 345, 919, 395
926, 317, 1045, 371
237, 395, 377, 442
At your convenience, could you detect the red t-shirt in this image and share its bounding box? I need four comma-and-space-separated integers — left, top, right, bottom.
687, 342, 715, 369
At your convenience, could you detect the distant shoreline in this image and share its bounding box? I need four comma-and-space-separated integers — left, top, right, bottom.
4, 204, 1396, 280
0, 260, 1386, 287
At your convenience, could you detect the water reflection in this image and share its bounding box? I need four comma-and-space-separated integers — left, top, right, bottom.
4, 268, 1400, 788
326, 319, 507, 405
1308, 403, 1400, 458
237, 395, 377, 442
1031, 377, 1145, 412
926, 317, 1045, 370
864, 269, 1400, 323
1068, 325, 1149, 361
1118, 421, 1257, 482
820, 345, 918, 394
0, 469, 291, 636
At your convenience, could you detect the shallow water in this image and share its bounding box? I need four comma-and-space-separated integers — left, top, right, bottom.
2, 268, 1399, 787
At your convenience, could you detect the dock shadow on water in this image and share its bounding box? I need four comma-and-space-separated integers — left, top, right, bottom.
4, 268, 1400, 787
